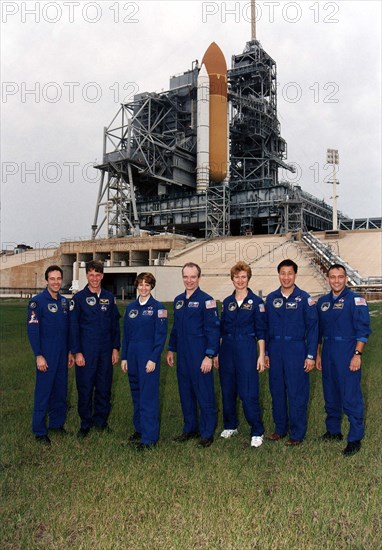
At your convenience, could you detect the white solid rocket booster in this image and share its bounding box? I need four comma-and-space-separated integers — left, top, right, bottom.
196, 63, 210, 193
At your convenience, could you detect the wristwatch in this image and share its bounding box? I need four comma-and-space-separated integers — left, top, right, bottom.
354, 350, 362, 356
206, 354, 215, 359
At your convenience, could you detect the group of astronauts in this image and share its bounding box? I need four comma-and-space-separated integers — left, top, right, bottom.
27, 257, 371, 456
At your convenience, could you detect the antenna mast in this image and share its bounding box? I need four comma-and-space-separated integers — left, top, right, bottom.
251, 0, 256, 40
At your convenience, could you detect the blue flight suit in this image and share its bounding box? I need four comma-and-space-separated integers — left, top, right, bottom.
317, 287, 371, 442
219, 289, 266, 436
27, 289, 70, 436
70, 285, 120, 430
168, 287, 220, 439
266, 285, 318, 441
121, 296, 168, 445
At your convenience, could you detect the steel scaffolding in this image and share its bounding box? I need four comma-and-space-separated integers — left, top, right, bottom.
91, 41, 341, 239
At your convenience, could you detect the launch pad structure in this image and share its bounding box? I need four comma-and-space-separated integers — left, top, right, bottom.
91, 26, 339, 240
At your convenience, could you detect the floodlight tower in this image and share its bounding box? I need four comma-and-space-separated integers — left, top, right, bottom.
326, 148, 339, 230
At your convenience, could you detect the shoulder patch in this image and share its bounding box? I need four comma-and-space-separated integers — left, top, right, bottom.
354, 297, 367, 306
158, 309, 167, 318
69, 300, 75, 311
29, 301, 37, 309
259, 303, 265, 313
28, 311, 39, 324
308, 297, 316, 306
205, 299, 216, 309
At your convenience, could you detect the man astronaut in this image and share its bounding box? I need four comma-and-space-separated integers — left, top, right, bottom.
166, 262, 220, 448
70, 260, 120, 437
316, 264, 372, 456
265, 259, 318, 446
27, 265, 74, 445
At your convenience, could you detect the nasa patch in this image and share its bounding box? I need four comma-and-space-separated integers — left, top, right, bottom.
228, 302, 237, 312
69, 300, 75, 311
86, 297, 96, 307
28, 311, 39, 324
48, 303, 58, 313
175, 300, 184, 310
29, 301, 37, 309
273, 298, 283, 309
320, 302, 331, 312
129, 310, 138, 319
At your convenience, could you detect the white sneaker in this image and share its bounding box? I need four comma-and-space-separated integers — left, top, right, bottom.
220, 429, 238, 439
251, 435, 264, 448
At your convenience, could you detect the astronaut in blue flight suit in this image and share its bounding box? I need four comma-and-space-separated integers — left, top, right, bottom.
218, 261, 267, 448
265, 259, 318, 446
27, 265, 74, 445
167, 262, 220, 448
316, 264, 371, 456
121, 272, 168, 450
70, 260, 120, 438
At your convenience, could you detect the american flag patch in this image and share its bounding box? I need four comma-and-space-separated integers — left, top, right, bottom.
205, 300, 216, 309
354, 297, 367, 306
259, 303, 265, 313
158, 309, 167, 318
308, 297, 316, 306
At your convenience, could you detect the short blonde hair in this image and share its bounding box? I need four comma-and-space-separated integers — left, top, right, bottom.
230, 261, 252, 281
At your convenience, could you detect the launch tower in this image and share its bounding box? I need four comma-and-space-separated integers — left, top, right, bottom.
91, 13, 336, 239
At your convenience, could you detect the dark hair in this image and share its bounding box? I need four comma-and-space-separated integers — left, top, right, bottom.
45, 265, 63, 280
328, 263, 347, 275
230, 261, 252, 281
86, 260, 104, 274
277, 259, 298, 273
134, 272, 156, 289
182, 262, 201, 277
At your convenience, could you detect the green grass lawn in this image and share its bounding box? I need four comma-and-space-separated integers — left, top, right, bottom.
1, 300, 381, 549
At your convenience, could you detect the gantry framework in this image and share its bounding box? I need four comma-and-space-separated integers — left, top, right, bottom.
91, 40, 338, 239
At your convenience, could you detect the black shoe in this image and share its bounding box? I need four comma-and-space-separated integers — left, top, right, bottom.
50, 427, 70, 436
135, 443, 156, 452
173, 431, 199, 442
343, 440, 361, 456
35, 435, 51, 446
128, 431, 141, 442
321, 431, 343, 441
197, 437, 214, 448
77, 428, 90, 439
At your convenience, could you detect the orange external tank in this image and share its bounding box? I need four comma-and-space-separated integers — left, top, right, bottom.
201, 42, 228, 183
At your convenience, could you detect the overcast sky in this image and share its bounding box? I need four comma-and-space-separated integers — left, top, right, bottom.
1, 0, 381, 248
